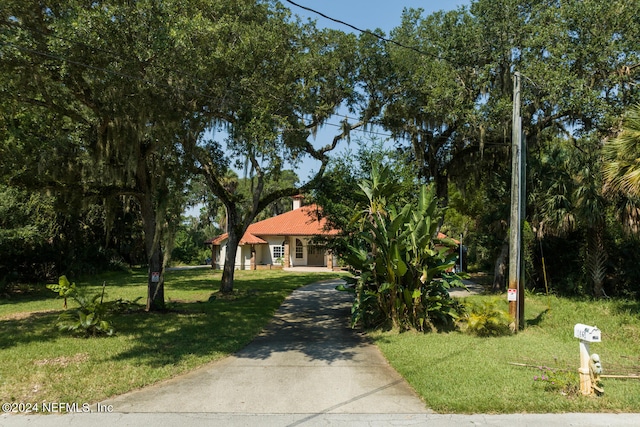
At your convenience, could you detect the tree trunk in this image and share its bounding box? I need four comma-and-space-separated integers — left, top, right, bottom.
220, 232, 240, 294
492, 239, 509, 293
587, 224, 607, 298
220, 206, 242, 294
139, 192, 165, 311
146, 243, 165, 311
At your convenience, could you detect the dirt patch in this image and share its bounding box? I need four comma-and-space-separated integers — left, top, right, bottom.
0, 309, 59, 321
34, 353, 89, 367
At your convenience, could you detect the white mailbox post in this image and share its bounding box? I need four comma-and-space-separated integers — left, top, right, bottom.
574, 323, 601, 395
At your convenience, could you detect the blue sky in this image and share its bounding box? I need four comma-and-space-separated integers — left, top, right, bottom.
286, 1, 471, 34
282, 0, 472, 181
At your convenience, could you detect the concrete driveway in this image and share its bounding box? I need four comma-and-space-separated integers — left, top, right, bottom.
103, 278, 429, 414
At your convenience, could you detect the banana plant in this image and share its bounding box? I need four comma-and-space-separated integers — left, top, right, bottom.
342, 165, 466, 331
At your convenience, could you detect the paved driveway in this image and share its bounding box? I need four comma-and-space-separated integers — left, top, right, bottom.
104, 279, 429, 414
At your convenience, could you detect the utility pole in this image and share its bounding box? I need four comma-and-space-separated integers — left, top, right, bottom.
508, 72, 526, 330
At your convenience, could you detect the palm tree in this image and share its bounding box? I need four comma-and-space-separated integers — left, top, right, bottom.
532, 140, 608, 297
603, 104, 640, 198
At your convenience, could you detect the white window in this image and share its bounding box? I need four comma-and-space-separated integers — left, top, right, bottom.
296, 239, 303, 259
273, 245, 284, 260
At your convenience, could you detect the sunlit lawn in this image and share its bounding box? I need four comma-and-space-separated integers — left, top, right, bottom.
371, 292, 640, 413
3, 268, 640, 414
0, 268, 343, 405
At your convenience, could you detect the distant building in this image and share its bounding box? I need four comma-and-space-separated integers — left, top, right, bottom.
208, 196, 339, 270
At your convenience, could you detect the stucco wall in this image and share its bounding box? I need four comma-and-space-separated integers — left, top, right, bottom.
214, 235, 332, 269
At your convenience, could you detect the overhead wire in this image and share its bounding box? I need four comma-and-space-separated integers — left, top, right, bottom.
283, 0, 450, 64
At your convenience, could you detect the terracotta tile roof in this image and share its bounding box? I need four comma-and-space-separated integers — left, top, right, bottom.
239, 232, 268, 245
437, 232, 460, 245
210, 204, 339, 245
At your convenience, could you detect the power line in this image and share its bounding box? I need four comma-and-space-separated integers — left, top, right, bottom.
284, 0, 447, 63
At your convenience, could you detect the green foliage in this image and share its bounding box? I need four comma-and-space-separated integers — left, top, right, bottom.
533, 366, 580, 397
47, 276, 142, 337
46, 275, 77, 309
603, 104, 640, 199
170, 222, 211, 266
462, 299, 512, 337
341, 164, 465, 332
3, 0, 640, 300
54, 294, 115, 338
0, 186, 58, 282
368, 0, 640, 297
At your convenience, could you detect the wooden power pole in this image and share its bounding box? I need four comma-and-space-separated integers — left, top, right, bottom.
508, 71, 526, 330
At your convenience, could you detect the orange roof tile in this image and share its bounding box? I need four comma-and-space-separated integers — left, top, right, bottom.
210, 204, 339, 246
240, 232, 268, 245
437, 232, 460, 245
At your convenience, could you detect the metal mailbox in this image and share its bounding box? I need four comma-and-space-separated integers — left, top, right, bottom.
574, 323, 601, 342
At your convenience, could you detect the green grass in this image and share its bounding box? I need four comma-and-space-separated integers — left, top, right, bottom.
370, 293, 640, 413
0, 268, 343, 404
4, 270, 640, 413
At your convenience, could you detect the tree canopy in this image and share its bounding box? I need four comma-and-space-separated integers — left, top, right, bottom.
2, 0, 640, 301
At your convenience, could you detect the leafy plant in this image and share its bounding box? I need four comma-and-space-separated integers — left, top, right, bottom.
46, 275, 77, 309
54, 293, 115, 337
340, 164, 466, 332
462, 299, 512, 337
533, 366, 580, 397
47, 276, 141, 337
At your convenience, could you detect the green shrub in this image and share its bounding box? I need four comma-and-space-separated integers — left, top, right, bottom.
47, 276, 141, 337
462, 299, 512, 337
339, 165, 466, 332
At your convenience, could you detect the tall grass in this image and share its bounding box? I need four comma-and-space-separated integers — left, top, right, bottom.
371, 294, 640, 413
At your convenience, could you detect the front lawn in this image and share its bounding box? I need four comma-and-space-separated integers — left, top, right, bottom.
0, 268, 343, 405
371, 293, 640, 413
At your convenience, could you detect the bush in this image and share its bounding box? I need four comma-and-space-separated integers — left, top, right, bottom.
47, 275, 142, 337
171, 226, 210, 265
339, 165, 466, 332
462, 299, 512, 337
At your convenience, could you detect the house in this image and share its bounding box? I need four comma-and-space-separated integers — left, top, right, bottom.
209, 196, 340, 270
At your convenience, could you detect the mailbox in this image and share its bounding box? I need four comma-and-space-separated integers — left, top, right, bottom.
574, 324, 601, 342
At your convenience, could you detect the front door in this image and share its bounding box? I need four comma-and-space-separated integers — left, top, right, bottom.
307, 245, 325, 266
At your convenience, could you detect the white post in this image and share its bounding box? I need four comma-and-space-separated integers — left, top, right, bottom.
578, 340, 591, 395
574, 323, 602, 395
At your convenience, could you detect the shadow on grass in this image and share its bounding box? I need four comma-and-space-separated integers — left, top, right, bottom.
109, 275, 356, 367
0, 284, 56, 306
526, 308, 551, 327
0, 310, 64, 349
612, 300, 640, 315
